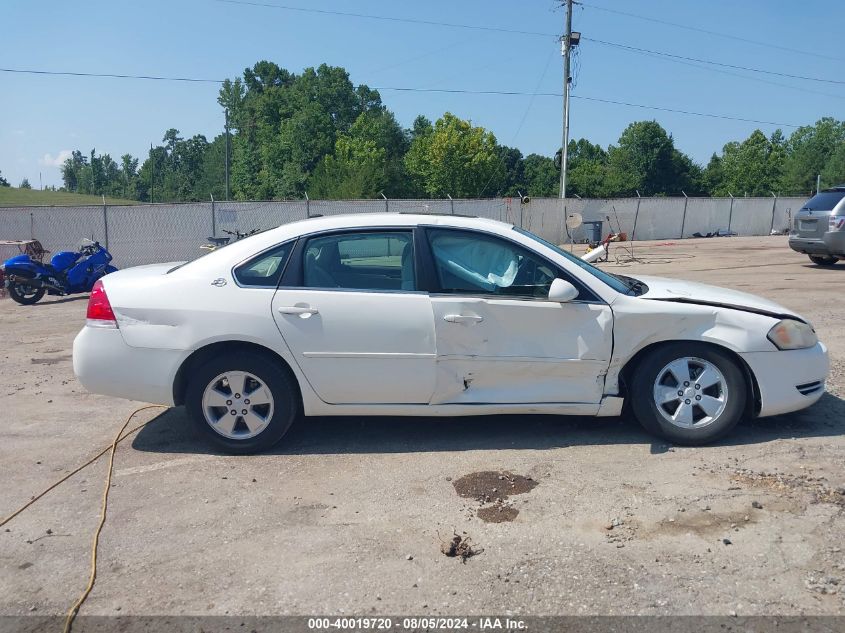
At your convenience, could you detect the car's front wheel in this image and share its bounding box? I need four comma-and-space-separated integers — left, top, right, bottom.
809, 255, 838, 266
185, 351, 300, 454
630, 343, 747, 445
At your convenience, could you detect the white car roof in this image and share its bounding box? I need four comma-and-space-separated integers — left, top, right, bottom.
186, 213, 515, 270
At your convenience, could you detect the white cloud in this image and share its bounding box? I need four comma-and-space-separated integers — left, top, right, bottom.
39, 149, 73, 167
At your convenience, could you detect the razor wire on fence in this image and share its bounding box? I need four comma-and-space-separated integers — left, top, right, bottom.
0, 196, 807, 267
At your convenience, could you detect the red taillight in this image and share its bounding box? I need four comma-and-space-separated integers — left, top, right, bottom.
86, 279, 117, 327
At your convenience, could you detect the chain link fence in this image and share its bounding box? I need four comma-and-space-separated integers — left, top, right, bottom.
0, 196, 807, 267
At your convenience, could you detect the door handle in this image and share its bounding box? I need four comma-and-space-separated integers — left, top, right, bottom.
277, 306, 319, 316
443, 314, 484, 324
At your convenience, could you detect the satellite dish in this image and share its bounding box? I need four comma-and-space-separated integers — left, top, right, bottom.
565, 212, 583, 230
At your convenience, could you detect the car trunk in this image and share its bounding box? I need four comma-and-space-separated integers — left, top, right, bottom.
793, 190, 845, 239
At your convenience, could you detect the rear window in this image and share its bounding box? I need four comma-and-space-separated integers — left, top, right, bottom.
234, 242, 294, 287
803, 191, 845, 211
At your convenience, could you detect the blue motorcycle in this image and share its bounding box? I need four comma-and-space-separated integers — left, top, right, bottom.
2, 240, 117, 305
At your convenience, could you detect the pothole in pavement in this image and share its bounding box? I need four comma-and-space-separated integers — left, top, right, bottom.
452, 471, 538, 523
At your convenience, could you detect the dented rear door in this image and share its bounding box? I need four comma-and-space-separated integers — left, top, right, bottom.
429, 296, 613, 404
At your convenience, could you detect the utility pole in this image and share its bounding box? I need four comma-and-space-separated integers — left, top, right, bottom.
150, 143, 155, 204
559, 0, 574, 200
224, 108, 231, 201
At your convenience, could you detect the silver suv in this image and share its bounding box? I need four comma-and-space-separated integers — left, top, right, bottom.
789, 185, 845, 266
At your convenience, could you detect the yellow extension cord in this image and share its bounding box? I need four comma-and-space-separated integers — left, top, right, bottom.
0, 404, 168, 633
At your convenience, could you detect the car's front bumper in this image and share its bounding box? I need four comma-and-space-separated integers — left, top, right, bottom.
73, 326, 183, 405
739, 342, 829, 417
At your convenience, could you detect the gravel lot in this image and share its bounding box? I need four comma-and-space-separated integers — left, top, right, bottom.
1, 235, 844, 618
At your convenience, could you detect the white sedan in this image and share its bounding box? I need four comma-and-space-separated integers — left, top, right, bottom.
73, 214, 828, 453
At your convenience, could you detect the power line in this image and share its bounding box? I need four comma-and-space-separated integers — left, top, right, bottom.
375, 86, 801, 127
0, 67, 803, 127
580, 2, 844, 63
213, 0, 558, 38
0, 67, 223, 83
217, 0, 845, 85
569, 94, 800, 128
618, 45, 845, 102
584, 37, 845, 86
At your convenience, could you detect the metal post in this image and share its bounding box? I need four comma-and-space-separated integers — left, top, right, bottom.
102, 195, 109, 249
558, 0, 573, 200
305, 191, 311, 218
817, 174, 821, 195
30, 212, 34, 239
631, 190, 642, 248
224, 108, 231, 201
448, 194, 454, 215
727, 193, 735, 233
679, 191, 689, 239
210, 194, 216, 237
770, 191, 778, 234
150, 143, 155, 204
381, 192, 388, 213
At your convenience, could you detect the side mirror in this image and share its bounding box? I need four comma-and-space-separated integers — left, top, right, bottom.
548, 278, 579, 303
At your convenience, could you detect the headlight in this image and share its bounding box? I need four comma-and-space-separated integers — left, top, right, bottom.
767, 319, 818, 350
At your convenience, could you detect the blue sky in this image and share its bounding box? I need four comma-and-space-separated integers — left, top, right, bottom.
1, 0, 843, 189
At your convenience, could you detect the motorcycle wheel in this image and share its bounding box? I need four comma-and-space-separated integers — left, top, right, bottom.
8, 283, 46, 305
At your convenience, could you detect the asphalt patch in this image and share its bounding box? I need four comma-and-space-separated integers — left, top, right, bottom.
453, 471, 538, 523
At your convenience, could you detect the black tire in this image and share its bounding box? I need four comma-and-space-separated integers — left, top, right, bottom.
630, 342, 747, 446
809, 255, 838, 266
8, 282, 46, 305
185, 351, 300, 454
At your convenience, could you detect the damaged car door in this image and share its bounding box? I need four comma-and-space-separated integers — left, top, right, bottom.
424, 228, 613, 405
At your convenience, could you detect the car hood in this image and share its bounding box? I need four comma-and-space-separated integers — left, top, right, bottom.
632, 275, 803, 321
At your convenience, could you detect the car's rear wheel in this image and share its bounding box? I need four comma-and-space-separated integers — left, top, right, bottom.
630, 343, 747, 445
809, 255, 838, 266
185, 351, 300, 454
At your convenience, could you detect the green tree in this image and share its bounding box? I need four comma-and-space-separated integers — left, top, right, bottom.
19, 177, 31, 189
706, 129, 785, 196
198, 134, 228, 200
120, 154, 139, 199
821, 142, 845, 187
404, 112, 504, 197
0, 170, 9, 187
523, 154, 558, 197
308, 136, 387, 199
221, 61, 382, 199
308, 108, 411, 198
493, 146, 525, 197
781, 118, 845, 195
566, 139, 608, 197
60, 150, 88, 192
603, 121, 699, 196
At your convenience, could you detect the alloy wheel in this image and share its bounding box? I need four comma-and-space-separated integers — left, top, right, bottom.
652, 357, 728, 429
201, 371, 275, 440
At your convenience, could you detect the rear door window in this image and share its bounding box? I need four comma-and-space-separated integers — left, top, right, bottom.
302, 231, 415, 291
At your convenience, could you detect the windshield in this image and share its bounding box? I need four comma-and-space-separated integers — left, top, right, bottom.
803, 191, 845, 212
514, 226, 646, 296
